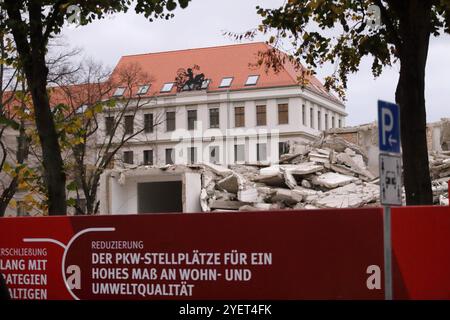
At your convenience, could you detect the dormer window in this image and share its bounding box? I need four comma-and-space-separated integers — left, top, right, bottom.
137, 85, 150, 95
219, 77, 233, 88
245, 75, 259, 86
76, 104, 88, 114
113, 87, 126, 97
201, 79, 211, 90
161, 82, 174, 93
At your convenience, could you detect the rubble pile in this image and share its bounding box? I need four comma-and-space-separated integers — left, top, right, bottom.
200, 136, 381, 212
429, 151, 450, 205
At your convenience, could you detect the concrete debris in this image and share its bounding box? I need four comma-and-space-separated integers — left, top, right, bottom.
312, 172, 358, 189
217, 174, 240, 193
271, 188, 303, 205
253, 173, 286, 187
439, 194, 449, 206
203, 163, 233, 177
238, 188, 258, 203
200, 189, 210, 212
314, 183, 379, 208
210, 199, 249, 210
190, 133, 449, 211
301, 179, 312, 188
431, 177, 449, 204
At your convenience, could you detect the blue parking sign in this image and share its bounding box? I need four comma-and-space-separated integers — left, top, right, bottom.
378, 100, 401, 154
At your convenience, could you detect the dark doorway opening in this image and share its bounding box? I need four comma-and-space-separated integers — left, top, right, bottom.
138, 181, 183, 213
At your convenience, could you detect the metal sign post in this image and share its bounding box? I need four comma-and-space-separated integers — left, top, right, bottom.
383, 205, 392, 300
378, 100, 402, 301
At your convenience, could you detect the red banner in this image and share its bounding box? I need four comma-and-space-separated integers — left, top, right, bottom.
392, 205, 450, 299
0, 209, 385, 300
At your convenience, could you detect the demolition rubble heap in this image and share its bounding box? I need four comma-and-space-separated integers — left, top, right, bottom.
198, 135, 450, 211
430, 151, 450, 206
200, 136, 381, 212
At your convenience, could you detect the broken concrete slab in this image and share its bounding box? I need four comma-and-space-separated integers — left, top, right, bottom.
217, 174, 239, 193
253, 173, 286, 187
439, 194, 449, 206
200, 189, 210, 212
329, 163, 357, 177
255, 186, 276, 203
301, 179, 312, 188
312, 172, 358, 189
202, 170, 216, 188
280, 153, 305, 164
289, 142, 312, 156
316, 148, 331, 156
344, 148, 356, 156
288, 162, 324, 175
281, 169, 298, 189
321, 136, 368, 160
238, 188, 258, 203
253, 203, 274, 210
203, 163, 233, 177
308, 152, 330, 165
214, 190, 236, 201
314, 183, 379, 208
271, 188, 303, 205
238, 205, 263, 211
260, 165, 282, 176
210, 199, 250, 210
335, 153, 376, 180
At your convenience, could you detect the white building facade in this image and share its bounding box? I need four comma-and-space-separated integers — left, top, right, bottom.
105, 43, 347, 168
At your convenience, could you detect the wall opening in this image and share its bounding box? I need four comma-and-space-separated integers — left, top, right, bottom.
138, 181, 183, 213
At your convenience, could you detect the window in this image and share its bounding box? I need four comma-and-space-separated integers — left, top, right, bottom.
234, 144, 245, 162
256, 105, 266, 126
144, 113, 154, 133
235, 106, 245, 127
325, 114, 329, 130
209, 108, 220, 128
279, 142, 290, 157
209, 146, 220, 164
105, 117, 114, 136
113, 87, 126, 97
219, 77, 233, 88
166, 111, 176, 132
123, 151, 134, 164
332, 116, 336, 129
187, 110, 197, 130
137, 85, 150, 95
257, 143, 267, 162
310, 108, 314, 129
17, 201, 27, 217
165, 148, 174, 165
245, 75, 259, 86
278, 103, 289, 124
124, 115, 134, 134
318, 110, 322, 130
188, 147, 197, 164
302, 104, 306, 126
161, 83, 174, 93
76, 104, 88, 114
338, 118, 342, 128
143, 149, 154, 165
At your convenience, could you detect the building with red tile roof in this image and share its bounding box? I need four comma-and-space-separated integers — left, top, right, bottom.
105, 42, 347, 168
112, 42, 342, 104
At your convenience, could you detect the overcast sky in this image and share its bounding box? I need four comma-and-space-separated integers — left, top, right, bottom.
60, 0, 449, 126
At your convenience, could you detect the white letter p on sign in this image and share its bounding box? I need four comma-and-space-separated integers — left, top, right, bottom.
381, 108, 393, 146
